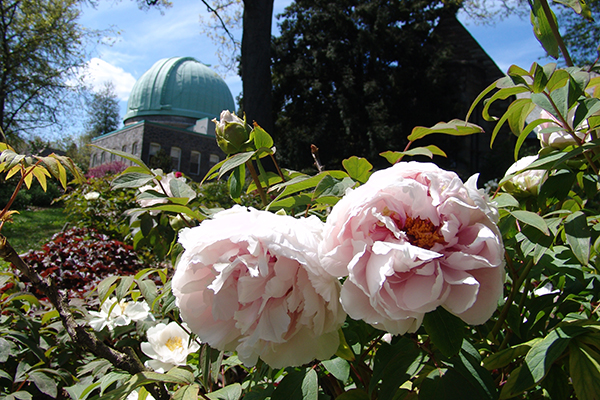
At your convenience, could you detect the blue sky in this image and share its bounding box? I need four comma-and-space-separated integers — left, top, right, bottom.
77, 0, 549, 124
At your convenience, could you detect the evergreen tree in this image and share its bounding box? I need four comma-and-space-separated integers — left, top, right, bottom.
85, 81, 121, 139
271, 0, 461, 171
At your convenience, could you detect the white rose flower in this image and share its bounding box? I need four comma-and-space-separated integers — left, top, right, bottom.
88, 297, 153, 331
141, 322, 200, 373
84, 191, 100, 200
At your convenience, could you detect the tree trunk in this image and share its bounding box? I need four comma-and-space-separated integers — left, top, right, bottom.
242, 0, 274, 134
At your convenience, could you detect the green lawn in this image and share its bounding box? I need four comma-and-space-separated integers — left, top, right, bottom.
1, 207, 67, 255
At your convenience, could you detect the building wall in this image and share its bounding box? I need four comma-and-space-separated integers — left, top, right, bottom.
90, 120, 225, 181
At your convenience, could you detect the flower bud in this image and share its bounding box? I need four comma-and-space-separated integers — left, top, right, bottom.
502, 155, 545, 196
213, 110, 252, 154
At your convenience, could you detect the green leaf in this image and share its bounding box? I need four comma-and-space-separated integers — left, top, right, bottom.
509, 210, 549, 235
218, 151, 254, 179
553, 0, 593, 20
173, 384, 200, 400
483, 339, 541, 370
170, 179, 196, 201
272, 369, 318, 400
407, 120, 484, 141
564, 211, 590, 265
423, 308, 465, 357
507, 326, 586, 397
206, 383, 242, 400
228, 164, 245, 200
569, 341, 600, 400
321, 357, 350, 382
483, 87, 532, 122
493, 193, 520, 209
28, 371, 58, 398
370, 338, 425, 400
252, 125, 274, 149
573, 98, 600, 130
530, 0, 559, 59
112, 172, 155, 189
96, 276, 119, 303
313, 176, 355, 200
342, 156, 373, 183
167, 367, 196, 385
116, 276, 134, 300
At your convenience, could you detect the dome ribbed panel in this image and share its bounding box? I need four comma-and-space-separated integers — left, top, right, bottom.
124, 57, 235, 122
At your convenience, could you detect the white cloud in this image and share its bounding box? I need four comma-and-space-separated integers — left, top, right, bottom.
81, 58, 137, 101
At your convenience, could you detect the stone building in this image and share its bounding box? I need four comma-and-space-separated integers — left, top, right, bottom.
90, 57, 235, 181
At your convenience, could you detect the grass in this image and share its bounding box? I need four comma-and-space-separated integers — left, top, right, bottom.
1, 207, 67, 255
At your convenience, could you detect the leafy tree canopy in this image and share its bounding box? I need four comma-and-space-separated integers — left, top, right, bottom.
85, 81, 121, 139
271, 0, 465, 172
0, 0, 98, 143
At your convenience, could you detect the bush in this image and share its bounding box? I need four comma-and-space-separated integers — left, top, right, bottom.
85, 161, 128, 179
18, 227, 146, 298
0, 175, 63, 209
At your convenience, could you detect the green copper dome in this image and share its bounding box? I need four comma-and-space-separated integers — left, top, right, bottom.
124, 57, 235, 122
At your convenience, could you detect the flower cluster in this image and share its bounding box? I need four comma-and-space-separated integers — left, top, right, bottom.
88, 297, 153, 331
172, 162, 505, 368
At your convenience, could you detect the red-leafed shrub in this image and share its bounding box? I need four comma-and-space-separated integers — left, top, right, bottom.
18, 227, 145, 298
86, 161, 128, 179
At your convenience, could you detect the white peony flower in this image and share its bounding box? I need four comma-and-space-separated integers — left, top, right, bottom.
88, 297, 153, 331
141, 322, 200, 373
126, 390, 155, 400
502, 155, 546, 195
84, 191, 100, 200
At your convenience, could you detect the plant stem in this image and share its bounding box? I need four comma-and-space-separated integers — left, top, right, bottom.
538, 0, 573, 66
246, 160, 268, 207
491, 259, 534, 343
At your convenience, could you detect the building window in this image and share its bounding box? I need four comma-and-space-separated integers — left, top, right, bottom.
100, 152, 106, 164
92, 153, 97, 167
149, 143, 161, 157
110, 152, 116, 162
132, 141, 138, 156
121, 144, 127, 153
170, 147, 181, 171
209, 154, 220, 165
190, 151, 201, 175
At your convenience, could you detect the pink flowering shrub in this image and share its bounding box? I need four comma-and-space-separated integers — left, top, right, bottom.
86, 161, 128, 179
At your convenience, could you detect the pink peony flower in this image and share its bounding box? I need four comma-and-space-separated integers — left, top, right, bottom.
319, 162, 504, 335
537, 109, 589, 149
171, 206, 346, 368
